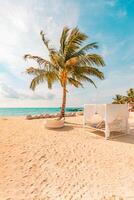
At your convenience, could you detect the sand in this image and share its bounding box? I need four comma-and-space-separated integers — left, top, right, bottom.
0, 114, 134, 200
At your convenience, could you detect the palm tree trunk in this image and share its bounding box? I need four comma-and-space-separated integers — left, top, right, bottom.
60, 86, 66, 118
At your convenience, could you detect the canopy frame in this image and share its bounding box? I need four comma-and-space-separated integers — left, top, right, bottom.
83, 104, 130, 139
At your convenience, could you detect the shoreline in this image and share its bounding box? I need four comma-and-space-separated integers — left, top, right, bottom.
0, 107, 83, 118
0, 111, 133, 118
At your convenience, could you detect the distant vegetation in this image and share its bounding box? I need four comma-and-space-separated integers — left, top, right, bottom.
112, 88, 134, 104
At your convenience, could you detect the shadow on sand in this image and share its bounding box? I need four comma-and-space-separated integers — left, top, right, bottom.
110, 127, 134, 144
48, 125, 74, 132
65, 121, 134, 144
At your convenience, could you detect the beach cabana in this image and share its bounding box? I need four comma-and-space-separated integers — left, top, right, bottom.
84, 104, 129, 139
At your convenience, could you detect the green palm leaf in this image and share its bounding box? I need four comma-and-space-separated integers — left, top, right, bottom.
30, 74, 45, 90
26, 67, 58, 90
78, 54, 105, 67
64, 27, 88, 59
78, 75, 97, 88
68, 77, 83, 88
40, 30, 56, 53
60, 26, 70, 55
81, 66, 104, 79
69, 42, 99, 58
24, 54, 56, 70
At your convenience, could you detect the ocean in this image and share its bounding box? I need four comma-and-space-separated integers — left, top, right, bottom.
0, 107, 83, 117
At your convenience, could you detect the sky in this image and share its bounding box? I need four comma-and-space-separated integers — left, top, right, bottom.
0, 0, 134, 107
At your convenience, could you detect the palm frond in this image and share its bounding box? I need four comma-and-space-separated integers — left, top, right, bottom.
68, 77, 83, 88
26, 67, 58, 90
24, 54, 56, 70
67, 66, 104, 81
80, 66, 104, 80
26, 67, 45, 76
78, 54, 105, 67
30, 74, 45, 90
60, 26, 70, 55
64, 27, 88, 59
82, 76, 97, 88
45, 71, 58, 89
40, 31, 56, 53
75, 75, 97, 88
50, 52, 64, 69
69, 42, 99, 58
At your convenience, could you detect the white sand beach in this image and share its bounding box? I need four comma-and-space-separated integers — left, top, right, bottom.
0, 114, 134, 200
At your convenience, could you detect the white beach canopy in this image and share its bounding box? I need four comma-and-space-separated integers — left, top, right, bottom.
84, 104, 130, 139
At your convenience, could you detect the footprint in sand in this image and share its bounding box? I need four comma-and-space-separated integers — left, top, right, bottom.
40, 178, 47, 185
21, 151, 27, 155
39, 155, 46, 161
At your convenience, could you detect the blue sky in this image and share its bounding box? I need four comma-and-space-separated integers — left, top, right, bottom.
0, 0, 134, 107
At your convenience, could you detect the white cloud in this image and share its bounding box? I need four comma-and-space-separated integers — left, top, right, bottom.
0, 0, 79, 75
0, 82, 55, 100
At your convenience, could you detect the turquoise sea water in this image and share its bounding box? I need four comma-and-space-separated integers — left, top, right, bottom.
0, 107, 83, 116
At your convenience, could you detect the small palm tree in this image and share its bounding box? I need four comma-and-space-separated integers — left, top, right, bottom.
112, 94, 126, 104
24, 27, 105, 118
126, 88, 134, 103
112, 88, 134, 105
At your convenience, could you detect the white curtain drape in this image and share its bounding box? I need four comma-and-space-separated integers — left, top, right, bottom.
84, 104, 129, 139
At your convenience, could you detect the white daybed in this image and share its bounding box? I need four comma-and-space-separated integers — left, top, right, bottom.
83, 104, 129, 139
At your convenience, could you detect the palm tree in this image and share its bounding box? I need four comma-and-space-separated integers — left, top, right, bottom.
126, 88, 134, 103
24, 27, 105, 118
112, 94, 126, 104
112, 88, 134, 105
